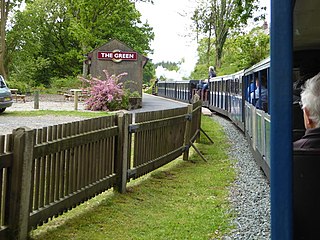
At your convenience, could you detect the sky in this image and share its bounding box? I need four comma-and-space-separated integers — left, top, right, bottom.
135, 0, 270, 80
136, 0, 198, 80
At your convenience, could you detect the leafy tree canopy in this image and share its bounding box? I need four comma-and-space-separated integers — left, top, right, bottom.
155, 61, 180, 72
6, 0, 154, 88
191, 0, 265, 70
190, 26, 269, 79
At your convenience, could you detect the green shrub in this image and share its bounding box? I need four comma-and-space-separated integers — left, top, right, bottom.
6, 79, 30, 93
50, 76, 82, 90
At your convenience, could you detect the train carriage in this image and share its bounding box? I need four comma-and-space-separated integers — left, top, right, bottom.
227, 71, 244, 130
157, 80, 198, 103
243, 58, 271, 177
207, 70, 245, 130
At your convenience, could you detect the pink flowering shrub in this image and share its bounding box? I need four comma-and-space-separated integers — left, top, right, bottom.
80, 70, 127, 111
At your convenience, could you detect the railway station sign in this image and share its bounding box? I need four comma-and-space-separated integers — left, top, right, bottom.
98, 50, 138, 62
84, 39, 148, 97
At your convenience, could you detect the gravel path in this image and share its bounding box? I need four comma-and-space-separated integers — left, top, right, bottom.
0, 93, 189, 136
1, 94, 88, 136
210, 114, 271, 239
7, 94, 86, 111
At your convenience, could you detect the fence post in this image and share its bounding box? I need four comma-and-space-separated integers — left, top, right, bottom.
116, 112, 130, 193
34, 90, 39, 109
195, 102, 202, 143
9, 127, 34, 240
183, 104, 193, 161
74, 91, 79, 110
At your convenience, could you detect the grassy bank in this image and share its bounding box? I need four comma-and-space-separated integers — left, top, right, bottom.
30, 116, 236, 240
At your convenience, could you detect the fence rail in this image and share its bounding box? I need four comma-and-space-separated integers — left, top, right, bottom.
0, 101, 202, 239
29, 116, 119, 229
131, 107, 188, 179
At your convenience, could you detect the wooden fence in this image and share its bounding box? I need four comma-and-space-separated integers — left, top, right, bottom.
0, 101, 202, 240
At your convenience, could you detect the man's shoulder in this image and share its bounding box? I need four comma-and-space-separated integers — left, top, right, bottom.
294, 133, 320, 149
293, 138, 307, 149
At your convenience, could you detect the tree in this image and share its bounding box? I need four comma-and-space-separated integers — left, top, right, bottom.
143, 61, 155, 84
227, 27, 270, 70
7, 0, 80, 86
155, 61, 180, 72
190, 38, 213, 79
7, 0, 154, 87
192, 0, 261, 69
0, 0, 23, 78
190, 26, 269, 78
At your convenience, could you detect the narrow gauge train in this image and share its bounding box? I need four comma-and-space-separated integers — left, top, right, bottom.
157, 57, 271, 178
158, 0, 320, 236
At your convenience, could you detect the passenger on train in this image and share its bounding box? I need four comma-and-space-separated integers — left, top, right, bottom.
246, 81, 256, 103
196, 80, 204, 90
293, 72, 320, 149
196, 78, 209, 101
202, 78, 209, 91
201, 66, 215, 93
251, 76, 268, 110
293, 60, 320, 130
208, 66, 216, 79
195, 67, 214, 101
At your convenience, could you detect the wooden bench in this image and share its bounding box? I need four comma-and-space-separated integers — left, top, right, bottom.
10, 89, 26, 102
79, 90, 90, 101
64, 89, 90, 101
64, 93, 73, 101
15, 94, 26, 103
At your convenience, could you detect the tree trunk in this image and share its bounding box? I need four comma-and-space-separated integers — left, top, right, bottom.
207, 28, 212, 66
0, 0, 9, 79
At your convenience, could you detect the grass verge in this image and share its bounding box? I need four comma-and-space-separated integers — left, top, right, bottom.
29, 115, 236, 240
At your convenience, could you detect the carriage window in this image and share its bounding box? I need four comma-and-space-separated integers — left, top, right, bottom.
226, 80, 229, 92
235, 78, 239, 94
230, 79, 234, 94
223, 80, 227, 92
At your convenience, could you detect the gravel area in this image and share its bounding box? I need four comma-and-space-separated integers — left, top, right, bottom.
1, 94, 88, 136
0, 93, 188, 135
210, 114, 271, 239
7, 94, 86, 111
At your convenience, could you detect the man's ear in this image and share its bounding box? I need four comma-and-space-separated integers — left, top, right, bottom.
304, 108, 315, 128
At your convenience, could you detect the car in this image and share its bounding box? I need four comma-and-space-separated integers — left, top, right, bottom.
0, 75, 13, 113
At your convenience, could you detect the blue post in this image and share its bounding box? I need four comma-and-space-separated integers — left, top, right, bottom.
270, 0, 293, 239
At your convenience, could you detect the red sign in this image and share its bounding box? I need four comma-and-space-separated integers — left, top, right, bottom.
98, 50, 137, 62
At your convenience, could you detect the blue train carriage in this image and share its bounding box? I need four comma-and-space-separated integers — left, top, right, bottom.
208, 75, 227, 115
227, 70, 245, 130
0, 75, 13, 113
243, 57, 270, 178
157, 79, 199, 103
207, 70, 245, 131
208, 73, 232, 117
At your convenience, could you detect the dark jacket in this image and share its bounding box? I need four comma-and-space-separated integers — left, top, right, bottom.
209, 69, 216, 79
293, 127, 320, 149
